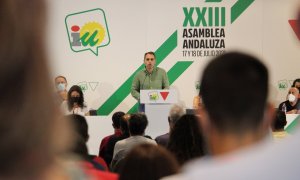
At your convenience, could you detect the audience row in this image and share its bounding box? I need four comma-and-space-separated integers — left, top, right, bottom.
2, 0, 299, 178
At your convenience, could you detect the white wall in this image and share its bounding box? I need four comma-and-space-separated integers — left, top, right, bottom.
46, 0, 300, 154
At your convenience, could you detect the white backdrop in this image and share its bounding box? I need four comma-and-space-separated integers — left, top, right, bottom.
46, 0, 300, 155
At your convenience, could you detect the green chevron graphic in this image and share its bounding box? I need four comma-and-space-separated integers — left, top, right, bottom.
204, 0, 256, 24
285, 115, 300, 134
231, 0, 255, 23
96, 1, 255, 115
127, 61, 193, 113
97, 31, 178, 115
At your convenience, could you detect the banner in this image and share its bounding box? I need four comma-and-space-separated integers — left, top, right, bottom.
48, 0, 300, 114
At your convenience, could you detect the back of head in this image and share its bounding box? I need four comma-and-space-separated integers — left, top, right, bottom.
292, 79, 300, 87
169, 104, 185, 125
0, 0, 69, 178
119, 144, 179, 180
128, 113, 148, 136
67, 114, 89, 141
168, 114, 206, 165
291, 79, 300, 93
120, 114, 130, 135
272, 110, 287, 131
200, 52, 269, 134
112, 111, 125, 129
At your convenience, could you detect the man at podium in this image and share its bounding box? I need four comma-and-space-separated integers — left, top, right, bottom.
131, 51, 170, 112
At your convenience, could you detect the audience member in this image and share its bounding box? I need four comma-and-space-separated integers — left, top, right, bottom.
271, 110, 289, 141
278, 87, 300, 114
163, 52, 275, 179
99, 111, 125, 158
167, 114, 206, 165
67, 114, 109, 171
291, 78, 300, 89
54, 75, 68, 104
103, 114, 131, 167
192, 95, 201, 109
0, 0, 121, 179
155, 104, 185, 147
119, 144, 179, 180
111, 113, 156, 171
61, 85, 90, 116
292, 78, 300, 98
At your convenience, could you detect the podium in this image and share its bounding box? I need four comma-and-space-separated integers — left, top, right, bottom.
140, 89, 178, 138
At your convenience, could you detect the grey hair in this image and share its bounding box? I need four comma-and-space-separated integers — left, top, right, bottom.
169, 104, 185, 124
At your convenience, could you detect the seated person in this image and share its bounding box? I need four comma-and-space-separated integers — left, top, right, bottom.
278, 87, 300, 114
192, 95, 201, 109
111, 113, 157, 171
103, 114, 131, 167
61, 85, 89, 116
155, 104, 185, 148
119, 144, 179, 180
67, 114, 109, 171
99, 111, 124, 157
54, 75, 68, 104
291, 78, 300, 97
167, 114, 206, 165
272, 110, 289, 141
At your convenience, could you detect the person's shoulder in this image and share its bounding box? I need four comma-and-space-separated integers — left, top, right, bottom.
278, 100, 287, 107
101, 134, 113, 144
157, 67, 167, 73
279, 100, 285, 105
155, 133, 169, 141
135, 69, 146, 76
296, 99, 300, 105
115, 138, 128, 147
114, 140, 122, 148
87, 166, 118, 180
146, 137, 157, 144
109, 134, 125, 144
132, 70, 145, 80
61, 100, 68, 107
60, 100, 70, 114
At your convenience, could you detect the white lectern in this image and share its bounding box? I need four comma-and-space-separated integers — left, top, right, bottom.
140, 89, 178, 138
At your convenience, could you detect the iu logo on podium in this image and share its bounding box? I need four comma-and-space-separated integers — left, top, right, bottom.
148, 91, 170, 102
148, 91, 159, 102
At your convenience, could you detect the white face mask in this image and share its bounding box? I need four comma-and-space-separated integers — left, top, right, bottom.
57, 83, 66, 91
288, 94, 296, 102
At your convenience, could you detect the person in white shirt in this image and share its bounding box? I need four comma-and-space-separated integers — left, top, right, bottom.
163, 52, 275, 180
61, 85, 89, 116
111, 113, 156, 171
54, 75, 68, 104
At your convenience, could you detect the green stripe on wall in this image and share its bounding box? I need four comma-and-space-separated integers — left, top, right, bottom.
231, 0, 255, 23
97, 31, 178, 115
167, 61, 193, 84
127, 61, 193, 114
285, 115, 300, 134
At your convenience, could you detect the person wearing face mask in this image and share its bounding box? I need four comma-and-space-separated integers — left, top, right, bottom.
278, 87, 300, 114
61, 85, 90, 116
54, 75, 68, 104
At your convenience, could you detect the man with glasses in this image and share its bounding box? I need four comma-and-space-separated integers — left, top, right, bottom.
131, 51, 169, 112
